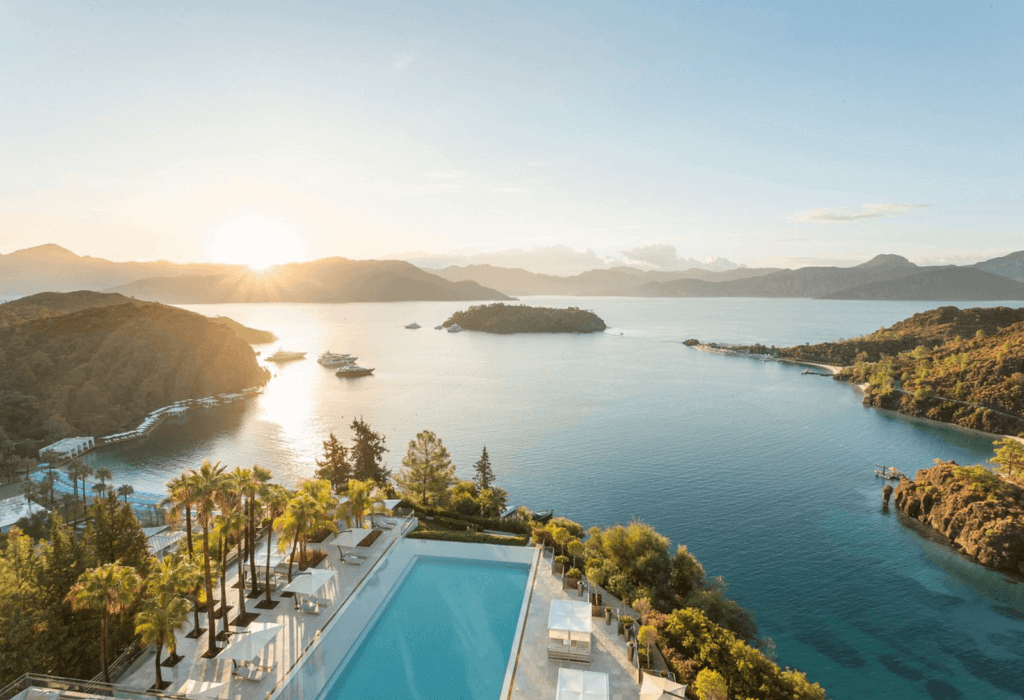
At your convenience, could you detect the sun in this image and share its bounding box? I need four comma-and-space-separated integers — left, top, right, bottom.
207, 216, 308, 270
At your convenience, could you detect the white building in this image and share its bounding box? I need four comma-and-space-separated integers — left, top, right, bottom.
38, 436, 94, 461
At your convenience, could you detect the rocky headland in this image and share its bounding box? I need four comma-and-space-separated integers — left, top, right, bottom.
443, 303, 607, 334
893, 460, 1024, 574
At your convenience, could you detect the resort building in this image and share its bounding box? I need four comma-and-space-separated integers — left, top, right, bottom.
37, 436, 94, 461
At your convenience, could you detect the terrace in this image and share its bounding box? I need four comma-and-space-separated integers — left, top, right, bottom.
4, 518, 665, 700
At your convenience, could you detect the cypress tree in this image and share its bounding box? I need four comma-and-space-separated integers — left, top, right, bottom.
474, 447, 495, 490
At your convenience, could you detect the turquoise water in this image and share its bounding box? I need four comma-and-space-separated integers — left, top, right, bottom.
83, 297, 1024, 699
321, 557, 529, 700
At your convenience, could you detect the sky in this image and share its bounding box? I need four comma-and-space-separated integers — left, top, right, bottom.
1, 1, 1021, 270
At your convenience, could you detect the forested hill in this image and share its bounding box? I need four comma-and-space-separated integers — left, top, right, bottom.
0, 291, 276, 343
443, 303, 607, 333
777, 306, 1024, 435
0, 302, 270, 449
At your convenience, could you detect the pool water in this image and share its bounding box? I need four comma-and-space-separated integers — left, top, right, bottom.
321, 557, 530, 700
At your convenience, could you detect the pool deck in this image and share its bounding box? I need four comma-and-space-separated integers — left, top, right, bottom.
120, 516, 413, 700
509, 549, 644, 700
109, 529, 644, 700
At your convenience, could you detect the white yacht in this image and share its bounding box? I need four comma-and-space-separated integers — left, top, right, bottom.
446, 324, 462, 333
336, 365, 375, 378
266, 350, 307, 362
405, 322, 421, 329
318, 351, 356, 367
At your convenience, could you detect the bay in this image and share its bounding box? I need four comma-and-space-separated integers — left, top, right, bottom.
85, 297, 1024, 700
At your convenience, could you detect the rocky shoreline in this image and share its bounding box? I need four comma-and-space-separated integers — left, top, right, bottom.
892, 461, 1024, 575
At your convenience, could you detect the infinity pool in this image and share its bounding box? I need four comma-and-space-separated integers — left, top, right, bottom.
320, 556, 531, 700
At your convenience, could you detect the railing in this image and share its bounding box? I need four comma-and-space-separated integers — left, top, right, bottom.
89, 638, 145, 684
0, 673, 180, 700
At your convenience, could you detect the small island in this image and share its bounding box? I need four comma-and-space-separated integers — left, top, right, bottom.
893, 445, 1024, 575
443, 303, 607, 334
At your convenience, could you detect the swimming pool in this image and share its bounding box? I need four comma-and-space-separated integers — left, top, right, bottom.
319, 555, 530, 700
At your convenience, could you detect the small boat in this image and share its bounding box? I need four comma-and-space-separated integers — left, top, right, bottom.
266, 350, 307, 362
446, 324, 462, 333
336, 365, 375, 378
435, 325, 443, 330
405, 322, 421, 329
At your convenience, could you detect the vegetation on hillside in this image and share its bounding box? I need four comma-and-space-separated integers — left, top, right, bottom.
0, 301, 269, 453
776, 306, 1024, 435
443, 303, 607, 333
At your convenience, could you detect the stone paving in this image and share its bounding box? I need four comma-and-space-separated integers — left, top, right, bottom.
120, 517, 412, 700
509, 549, 643, 700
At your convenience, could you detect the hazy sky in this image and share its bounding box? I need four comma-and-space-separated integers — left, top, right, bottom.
1, 1, 1021, 269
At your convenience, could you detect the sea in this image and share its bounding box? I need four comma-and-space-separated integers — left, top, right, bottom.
83, 297, 1024, 700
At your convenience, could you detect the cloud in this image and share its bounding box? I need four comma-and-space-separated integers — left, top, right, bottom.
620, 243, 739, 271
787, 203, 927, 224
392, 53, 417, 71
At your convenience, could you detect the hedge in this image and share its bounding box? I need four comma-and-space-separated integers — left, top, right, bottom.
406, 530, 528, 547
399, 501, 532, 534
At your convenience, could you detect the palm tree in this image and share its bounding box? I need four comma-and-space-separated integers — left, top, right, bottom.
65, 563, 143, 683
164, 473, 198, 556
221, 467, 251, 622
345, 478, 383, 528
135, 590, 190, 688
189, 459, 225, 655
59, 492, 77, 523
260, 483, 290, 605
66, 459, 86, 501
150, 550, 203, 651
276, 480, 336, 582
246, 466, 272, 595
79, 464, 94, 504
40, 472, 56, 506
117, 484, 135, 504
96, 467, 113, 489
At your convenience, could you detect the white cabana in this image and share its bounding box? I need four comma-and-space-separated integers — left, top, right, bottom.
640, 673, 687, 700
176, 680, 226, 698
556, 668, 608, 700
334, 527, 373, 550
0, 499, 48, 533
548, 599, 592, 662
219, 622, 282, 664
280, 568, 335, 597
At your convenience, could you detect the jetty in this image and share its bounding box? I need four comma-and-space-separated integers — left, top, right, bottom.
874, 465, 906, 481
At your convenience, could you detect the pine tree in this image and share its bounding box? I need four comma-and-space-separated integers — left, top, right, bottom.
473, 446, 495, 490
396, 431, 455, 506
314, 432, 352, 496
350, 418, 390, 485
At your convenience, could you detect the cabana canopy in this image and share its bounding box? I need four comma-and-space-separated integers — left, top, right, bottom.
280, 569, 335, 597
556, 669, 608, 700
548, 599, 592, 640
218, 623, 283, 662
640, 673, 687, 700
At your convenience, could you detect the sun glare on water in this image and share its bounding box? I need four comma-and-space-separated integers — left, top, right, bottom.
207, 217, 308, 270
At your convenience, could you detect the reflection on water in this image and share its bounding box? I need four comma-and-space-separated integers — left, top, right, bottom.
84, 297, 1024, 700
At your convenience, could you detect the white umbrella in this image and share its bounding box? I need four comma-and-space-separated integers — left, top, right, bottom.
218, 623, 283, 662
281, 568, 335, 597
548, 599, 592, 642
640, 674, 687, 700
177, 680, 226, 698
556, 669, 608, 700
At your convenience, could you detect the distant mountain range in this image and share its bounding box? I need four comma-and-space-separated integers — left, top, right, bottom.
0, 245, 510, 304
437, 253, 1024, 300
2, 244, 1024, 302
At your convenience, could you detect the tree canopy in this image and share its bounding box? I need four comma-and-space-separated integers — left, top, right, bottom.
396, 430, 456, 506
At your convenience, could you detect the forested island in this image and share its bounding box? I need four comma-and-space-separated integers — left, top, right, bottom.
443, 303, 607, 334
0, 293, 271, 462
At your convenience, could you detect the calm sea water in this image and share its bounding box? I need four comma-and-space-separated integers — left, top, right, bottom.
85, 297, 1024, 700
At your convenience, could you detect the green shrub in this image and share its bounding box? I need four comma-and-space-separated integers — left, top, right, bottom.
406, 530, 527, 546
565, 568, 582, 579
555, 555, 569, 566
